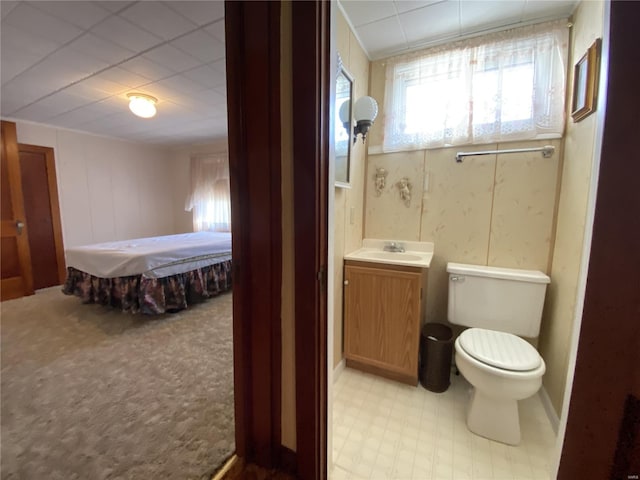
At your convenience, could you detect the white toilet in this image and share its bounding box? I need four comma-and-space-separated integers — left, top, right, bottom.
447, 262, 550, 445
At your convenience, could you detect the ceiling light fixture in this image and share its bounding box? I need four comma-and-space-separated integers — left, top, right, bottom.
127, 93, 157, 118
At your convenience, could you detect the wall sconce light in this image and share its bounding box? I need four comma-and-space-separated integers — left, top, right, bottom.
339, 96, 379, 144
127, 93, 157, 118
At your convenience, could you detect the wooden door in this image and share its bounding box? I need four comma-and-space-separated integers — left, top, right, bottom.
18, 144, 66, 289
344, 263, 422, 384
1, 121, 34, 300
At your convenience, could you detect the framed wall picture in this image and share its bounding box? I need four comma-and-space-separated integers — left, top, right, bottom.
571, 38, 601, 122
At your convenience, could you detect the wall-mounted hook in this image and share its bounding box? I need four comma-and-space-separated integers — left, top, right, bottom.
374, 167, 387, 196
397, 177, 412, 207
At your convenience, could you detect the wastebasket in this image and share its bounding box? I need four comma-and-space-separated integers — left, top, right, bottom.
419, 323, 453, 393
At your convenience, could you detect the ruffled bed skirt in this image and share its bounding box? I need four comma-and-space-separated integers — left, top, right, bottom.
62, 260, 232, 314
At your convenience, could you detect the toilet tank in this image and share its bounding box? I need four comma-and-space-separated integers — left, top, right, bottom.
447, 263, 551, 337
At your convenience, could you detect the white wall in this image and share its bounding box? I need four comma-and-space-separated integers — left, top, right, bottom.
13, 121, 176, 249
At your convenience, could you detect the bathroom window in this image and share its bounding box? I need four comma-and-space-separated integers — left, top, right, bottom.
383, 20, 569, 152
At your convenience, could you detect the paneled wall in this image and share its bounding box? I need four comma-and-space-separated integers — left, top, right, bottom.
13, 121, 176, 249
365, 139, 562, 328
538, 0, 605, 416
333, 8, 370, 368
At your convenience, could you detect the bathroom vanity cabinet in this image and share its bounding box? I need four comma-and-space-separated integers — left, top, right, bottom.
343, 260, 428, 385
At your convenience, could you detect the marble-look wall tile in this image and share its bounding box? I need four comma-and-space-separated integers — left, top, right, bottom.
364, 150, 425, 241
538, 0, 604, 416
420, 145, 497, 323
489, 139, 561, 271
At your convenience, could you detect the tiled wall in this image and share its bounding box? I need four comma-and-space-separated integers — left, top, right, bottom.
333, 8, 370, 368
365, 139, 562, 327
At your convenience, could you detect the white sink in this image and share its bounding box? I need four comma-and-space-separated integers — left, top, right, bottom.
344, 239, 434, 268
365, 252, 424, 262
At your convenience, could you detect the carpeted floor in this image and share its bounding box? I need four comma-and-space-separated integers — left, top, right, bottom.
1, 287, 235, 480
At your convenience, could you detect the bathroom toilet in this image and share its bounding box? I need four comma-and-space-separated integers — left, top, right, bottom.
447, 262, 550, 445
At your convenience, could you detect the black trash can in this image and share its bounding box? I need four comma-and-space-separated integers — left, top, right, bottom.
419, 323, 453, 393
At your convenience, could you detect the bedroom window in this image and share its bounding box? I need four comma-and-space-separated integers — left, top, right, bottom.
185, 153, 231, 232
383, 19, 569, 152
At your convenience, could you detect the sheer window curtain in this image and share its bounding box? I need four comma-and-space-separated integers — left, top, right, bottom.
383, 20, 569, 152
185, 153, 231, 232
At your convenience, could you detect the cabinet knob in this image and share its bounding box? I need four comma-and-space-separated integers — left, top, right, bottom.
343, 280, 349, 286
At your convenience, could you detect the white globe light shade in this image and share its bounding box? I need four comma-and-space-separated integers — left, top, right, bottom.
353, 96, 378, 123
338, 99, 351, 123
128, 94, 157, 118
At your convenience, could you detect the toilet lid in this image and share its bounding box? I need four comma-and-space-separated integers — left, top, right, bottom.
458, 328, 541, 371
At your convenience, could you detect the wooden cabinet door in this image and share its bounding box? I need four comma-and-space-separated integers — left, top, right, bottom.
1, 121, 34, 301
344, 263, 421, 383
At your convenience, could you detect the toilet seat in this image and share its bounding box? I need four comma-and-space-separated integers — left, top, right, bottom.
458, 328, 541, 372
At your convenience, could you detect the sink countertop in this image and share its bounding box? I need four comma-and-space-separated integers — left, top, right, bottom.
344, 239, 434, 268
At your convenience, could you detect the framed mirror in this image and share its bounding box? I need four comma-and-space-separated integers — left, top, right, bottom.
335, 63, 353, 188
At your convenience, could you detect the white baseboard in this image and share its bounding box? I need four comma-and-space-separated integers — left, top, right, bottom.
333, 359, 345, 383
539, 386, 559, 434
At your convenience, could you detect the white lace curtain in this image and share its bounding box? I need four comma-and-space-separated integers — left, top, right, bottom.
383, 20, 569, 152
185, 153, 231, 232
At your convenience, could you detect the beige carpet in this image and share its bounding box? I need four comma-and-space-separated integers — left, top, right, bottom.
1, 287, 234, 480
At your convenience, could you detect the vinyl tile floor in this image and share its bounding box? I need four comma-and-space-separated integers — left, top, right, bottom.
330, 367, 556, 480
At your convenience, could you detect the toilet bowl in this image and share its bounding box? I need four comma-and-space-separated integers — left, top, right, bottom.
454, 327, 545, 445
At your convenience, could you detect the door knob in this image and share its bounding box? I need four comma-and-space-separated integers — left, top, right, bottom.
16, 220, 24, 235
343, 280, 349, 286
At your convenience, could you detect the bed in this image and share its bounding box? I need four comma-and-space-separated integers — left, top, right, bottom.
62, 232, 232, 314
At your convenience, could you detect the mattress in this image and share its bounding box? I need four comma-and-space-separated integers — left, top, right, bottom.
65, 232, 232, 279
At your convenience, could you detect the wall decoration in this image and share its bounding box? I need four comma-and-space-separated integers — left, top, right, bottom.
571, 38, 601, 122
374, 167, 387, 196
397, 177, 412, 207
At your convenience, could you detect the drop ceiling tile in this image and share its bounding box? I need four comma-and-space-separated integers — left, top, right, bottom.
1, 77, 55, 113
1, 1, 18, 19
0, 23, 62, 58
182, 65, 226, 89
143, 44, 201, 74
11, 102, 63, 122
460, 1, 525, 32
164, 1, 224, 26
171, 30, 225, 63
356, 16, 407, 58
95, 67, 151, 90
76, 75, 130, 96
0, 25, 62, 63
43, 48, 109, 80
0, 47, 42, 85
204, 19, 225, 43
153, 74, 208, 97
2, 3, 83, 44
394, 0, 446, 14
522, 0, 575, 21
68, 34, 135, 65
399, 1, 461, 43
94, 1, 135, 13
30, 1, 112, 29
121, 2, 198, 41
340, 0, 397, 27
119, 56, 174, 82
1, 96, 24, 115
63, 83, 112, 103
92, 15, 162, 53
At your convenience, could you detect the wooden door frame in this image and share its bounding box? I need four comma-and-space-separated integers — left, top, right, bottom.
225, 1, 330, 477
557, 2, 640, 478
291, 2, 330, 479
17, 143, 66, 285
1, 120, 34, 300
225, 0, 282, 468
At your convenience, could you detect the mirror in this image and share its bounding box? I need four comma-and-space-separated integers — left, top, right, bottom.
335, 64, 354, 187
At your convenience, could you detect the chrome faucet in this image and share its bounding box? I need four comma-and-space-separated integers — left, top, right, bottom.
383, 241, 405, 253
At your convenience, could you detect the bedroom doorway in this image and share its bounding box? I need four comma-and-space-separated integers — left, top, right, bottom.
0, 121, 65, 301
